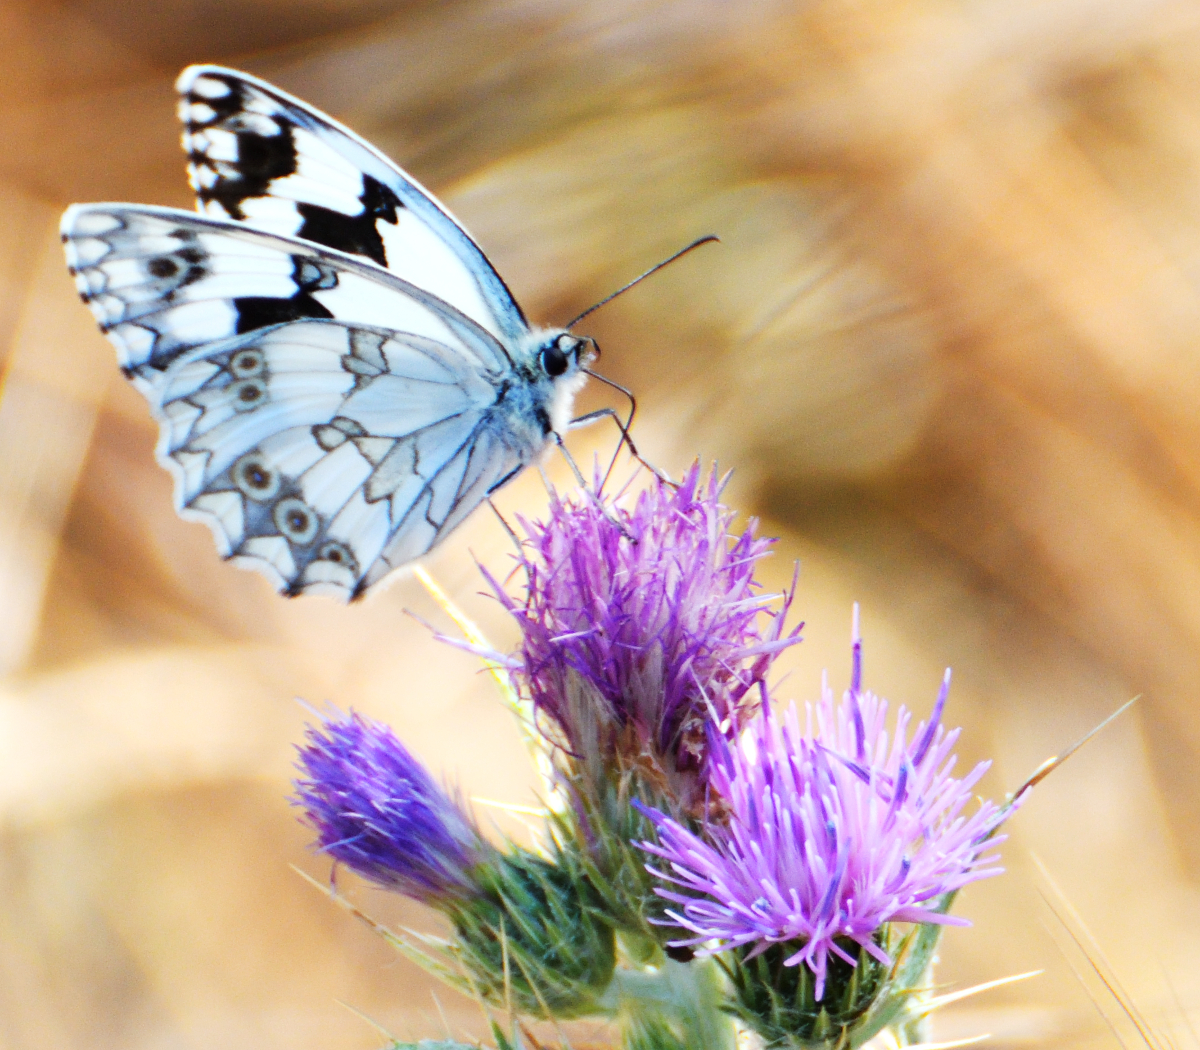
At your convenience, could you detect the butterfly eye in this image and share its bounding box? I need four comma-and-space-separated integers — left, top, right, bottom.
541, 342, 570, 378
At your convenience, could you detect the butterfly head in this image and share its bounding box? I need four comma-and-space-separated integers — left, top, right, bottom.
531, 331, 597, 438
539, 332, 597, 380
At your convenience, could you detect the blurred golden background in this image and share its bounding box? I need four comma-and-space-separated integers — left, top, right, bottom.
3, 0, 1200, 1046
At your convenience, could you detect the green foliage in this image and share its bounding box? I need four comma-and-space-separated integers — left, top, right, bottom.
607, 957, 739, 1050
621, 1013, 691, 1050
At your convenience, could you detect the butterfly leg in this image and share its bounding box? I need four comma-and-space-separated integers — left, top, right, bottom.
578, 369, 676, 490
550, 433, 636, 543
481, 464, 527, 553
551, 430, 592, 490
569, 407, 675, 492
487, 495, 523, 553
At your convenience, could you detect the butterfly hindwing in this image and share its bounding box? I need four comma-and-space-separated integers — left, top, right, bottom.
61, 203, 513, 387
156, 319, 521, 598
176, 64, 529, 346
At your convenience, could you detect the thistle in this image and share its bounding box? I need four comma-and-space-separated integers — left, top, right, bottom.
292, 470, 1044, 1050
487, 462, 802, 810
636, 620, 1010, 1047
293, 708, 615, 1017
485, 464, 802, 945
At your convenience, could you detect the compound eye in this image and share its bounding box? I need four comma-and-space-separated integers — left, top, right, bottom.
541, 342, 569, 377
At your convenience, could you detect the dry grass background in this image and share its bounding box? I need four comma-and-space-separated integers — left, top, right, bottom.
2, 0, 1200, 1046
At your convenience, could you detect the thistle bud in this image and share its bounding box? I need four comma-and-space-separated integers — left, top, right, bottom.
294, 709, 616, 1018
292, 708, 486, 905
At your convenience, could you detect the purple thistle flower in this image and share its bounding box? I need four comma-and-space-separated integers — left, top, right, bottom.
637, 624, 1008, 1002
293, 708, 485, 903
486, 463, 802, 807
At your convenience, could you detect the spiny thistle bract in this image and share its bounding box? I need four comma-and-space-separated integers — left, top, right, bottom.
447, 845, 616, 1018
723, 936, 889, 1048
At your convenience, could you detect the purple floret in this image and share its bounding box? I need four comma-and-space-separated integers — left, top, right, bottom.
293, 708, 484, 903
487, 464, 802, 803
637, 630, 1009, 1001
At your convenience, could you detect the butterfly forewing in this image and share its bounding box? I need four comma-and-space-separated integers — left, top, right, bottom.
61, 204, 512, 385
176, 64, 529, 346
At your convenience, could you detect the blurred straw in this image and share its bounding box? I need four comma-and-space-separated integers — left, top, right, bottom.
0, 200, 111, 674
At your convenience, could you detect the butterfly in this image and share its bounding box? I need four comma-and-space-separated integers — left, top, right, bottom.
61, 65, 601, 600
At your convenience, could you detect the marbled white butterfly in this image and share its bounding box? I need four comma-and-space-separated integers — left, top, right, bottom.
62, 65, 599, 600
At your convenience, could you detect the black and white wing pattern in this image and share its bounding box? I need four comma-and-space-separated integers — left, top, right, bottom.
61, 204, 541, 599
62, 204, 512, 387
175, 64, 528, 345
62, 68, 595, 600
154, 320, 522, 598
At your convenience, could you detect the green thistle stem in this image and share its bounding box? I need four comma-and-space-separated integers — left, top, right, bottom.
601, 958, 738, 1050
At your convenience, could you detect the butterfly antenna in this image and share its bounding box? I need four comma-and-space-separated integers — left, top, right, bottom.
564, 235, 720, 330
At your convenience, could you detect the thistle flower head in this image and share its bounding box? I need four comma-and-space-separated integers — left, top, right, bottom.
487, 463, 801, 806
638, 625, 1007, 1003
292, 708, 485, 903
